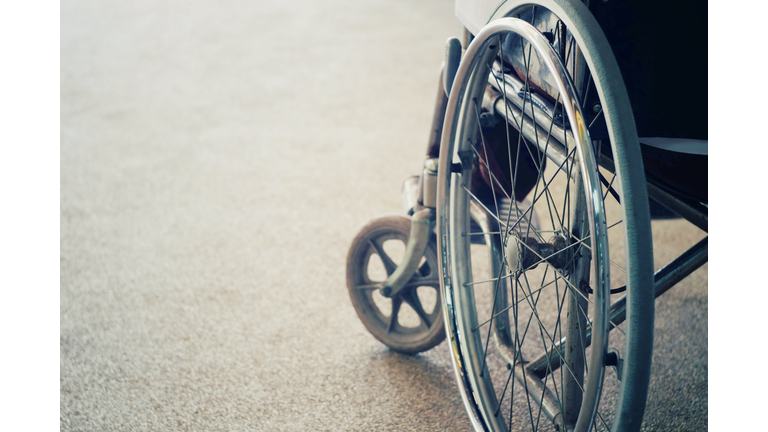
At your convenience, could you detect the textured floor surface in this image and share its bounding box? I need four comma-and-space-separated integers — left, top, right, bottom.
60, 0, 708, 430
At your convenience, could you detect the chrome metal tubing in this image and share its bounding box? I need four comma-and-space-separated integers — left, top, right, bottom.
489, 61, 563, 129
527, 236, 709, 378
486, 64, 578, 177
489, 85, 577, 180
655, 236, 709, 291
422, 159, 439, 208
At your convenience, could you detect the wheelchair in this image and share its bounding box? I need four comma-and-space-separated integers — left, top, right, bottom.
346, 1, 707, 430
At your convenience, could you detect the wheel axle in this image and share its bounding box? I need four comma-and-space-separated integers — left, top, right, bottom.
505, 231, 573, 273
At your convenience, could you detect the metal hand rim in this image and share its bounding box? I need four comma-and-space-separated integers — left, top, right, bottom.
437, 17, 611, 432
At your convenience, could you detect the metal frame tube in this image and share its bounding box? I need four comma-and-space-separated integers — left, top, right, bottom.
491, 87, 578, 181
646, 181, 708, 233
527, 236, 709, 378
426, 67, 449, 159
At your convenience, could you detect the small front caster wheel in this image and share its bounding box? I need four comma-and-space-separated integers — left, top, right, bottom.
346, 215, 445, 354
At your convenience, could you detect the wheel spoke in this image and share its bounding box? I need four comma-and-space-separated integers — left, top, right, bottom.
527, 265, 566, 430
512, 38, 594, 430
495, 367, 515, 417
488, 73, 552, 248
461, 184, 509, 228
511, 145, 578, 237
517, 270, 567, 361
464, 272, 514, 288
581, 72, 592, 108
367, 239, 398, 275
512, 273, 599, 400
550, 276, 569, 411
561, 128, 574, 237
518, 56, 568, 242
602, 172, 617, 202
588, 107, 603, 128
496, 36, 534, 274
576, 238, 627, 274
402, 290, 432, 328
489, 33, 592, 429
473, 273, 565, 331
464, 231, 503, 236
387, 296, 402, 334
469, 141, 578, 249
598, 170, 621, 204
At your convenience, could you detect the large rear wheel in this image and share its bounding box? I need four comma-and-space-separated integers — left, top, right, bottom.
437, 4, 654, 431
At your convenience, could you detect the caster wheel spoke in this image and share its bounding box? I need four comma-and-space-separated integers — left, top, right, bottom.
401, 289, 432, 329
387, 296, 403, 334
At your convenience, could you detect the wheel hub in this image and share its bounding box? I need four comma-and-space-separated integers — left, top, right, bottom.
505, 230, 573, 273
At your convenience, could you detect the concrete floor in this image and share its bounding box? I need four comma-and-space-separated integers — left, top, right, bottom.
60, 0, 707, 430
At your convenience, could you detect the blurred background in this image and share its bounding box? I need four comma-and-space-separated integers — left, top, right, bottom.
60, 0, 707, 430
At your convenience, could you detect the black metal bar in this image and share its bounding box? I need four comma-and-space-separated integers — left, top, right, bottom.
600, 236, 708, 333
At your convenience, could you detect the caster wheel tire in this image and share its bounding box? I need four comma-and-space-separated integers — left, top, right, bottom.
346, 215, 445, 354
